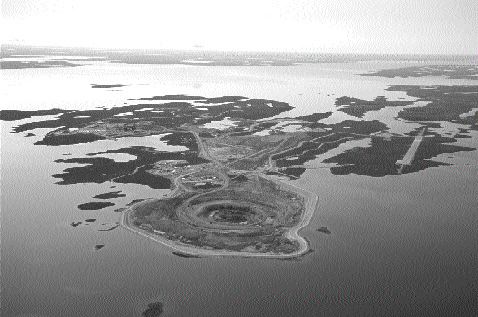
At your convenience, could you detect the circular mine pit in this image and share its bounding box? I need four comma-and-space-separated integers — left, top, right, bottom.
203, 203, 255, 224
184, 200, 269, 230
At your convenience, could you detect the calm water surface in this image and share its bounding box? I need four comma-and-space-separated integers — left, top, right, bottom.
1, 61, 477, 316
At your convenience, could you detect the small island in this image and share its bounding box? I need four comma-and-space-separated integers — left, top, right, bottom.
93, 191, 126, 199
91, 84, 126, 89
78, 202, 115, 210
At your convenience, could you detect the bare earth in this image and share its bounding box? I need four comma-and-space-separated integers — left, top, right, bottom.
121, 123, 319, 258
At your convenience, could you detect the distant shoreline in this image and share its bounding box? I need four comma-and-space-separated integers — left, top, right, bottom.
3, 44, 477, 71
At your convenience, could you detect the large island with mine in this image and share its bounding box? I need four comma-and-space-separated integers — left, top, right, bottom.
2, 95, 326, 257
2, 77, 476, 257
114, 97, 322, 257
122, 131, 319, 257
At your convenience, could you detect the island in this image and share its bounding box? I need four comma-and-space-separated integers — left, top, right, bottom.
91, 84, 126, 89
77, 202, 115, 210
93, 191, 126, 199
361, 64, 478, 80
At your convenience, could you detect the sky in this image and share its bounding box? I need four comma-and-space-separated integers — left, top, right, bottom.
2, 0, 477, 54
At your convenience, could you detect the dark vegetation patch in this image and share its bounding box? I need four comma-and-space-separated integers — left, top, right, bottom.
418, 122, 442, 129
116, 166, 171, 188
386, 85, 478, 127
198, 96, 247, 103
267, 120, 389, 178
35, 132, 106, 145
160, 132, 198, 150
335, 96, 413, 118
78, 202, 115, 210
54, 146, 206, 188
362, 65, 478, 80
0, 60, 80, 69
0, 108, 65, 121
323, 134, 475, 177
325, 119, 388, 135
1, 95, 294, 147
293, 111, 333, 122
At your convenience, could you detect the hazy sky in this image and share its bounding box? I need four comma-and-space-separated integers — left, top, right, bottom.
2, 0, 477, 54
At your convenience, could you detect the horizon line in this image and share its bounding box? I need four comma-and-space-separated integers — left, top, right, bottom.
2, 43, 477, 57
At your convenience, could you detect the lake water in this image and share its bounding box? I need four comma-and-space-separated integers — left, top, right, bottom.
1, 60, 477, 316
